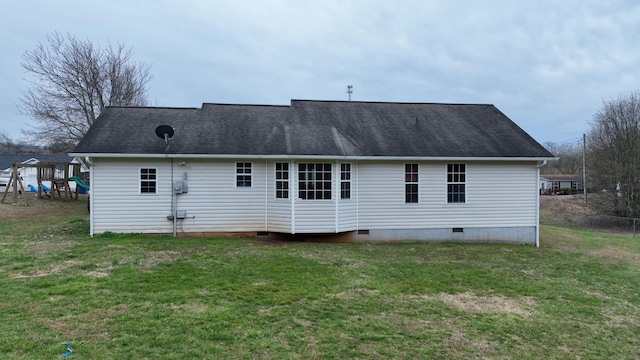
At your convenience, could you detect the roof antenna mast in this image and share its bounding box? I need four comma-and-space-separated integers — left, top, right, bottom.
347, 85, 353, 101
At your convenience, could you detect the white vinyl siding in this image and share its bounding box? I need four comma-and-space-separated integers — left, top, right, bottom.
90, 158, 537, 237
337, 162, 358, 232
92, 159, 172, 234
267, 161, 293, 232
294, 162, 335, 232
178, 160, 265, 232
357, 161, 537, 229
92, 158, 266, 234
294, 200, 335, 232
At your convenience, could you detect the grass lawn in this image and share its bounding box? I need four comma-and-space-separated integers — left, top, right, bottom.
0, 200, 639, 359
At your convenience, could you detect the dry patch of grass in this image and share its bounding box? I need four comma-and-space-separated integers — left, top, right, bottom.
590, 248, 640, 262
8, 259, 84, 279
170, 302, 208, 314
602, 299, 640, 327
411, 292, 536, 317
445, 327, 500, 359
540, 226, 585, 252
0, 197, 88, 220
23, 238, 80, 256
540, 195, 591, 215
327, 288, 381, 300
138, 250, 184, 268
39, 304, 130, 341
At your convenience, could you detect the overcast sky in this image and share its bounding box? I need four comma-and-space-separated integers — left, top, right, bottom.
1, 0, 639, 146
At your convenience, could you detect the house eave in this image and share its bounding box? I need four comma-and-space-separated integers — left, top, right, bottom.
69, 152, 558, 162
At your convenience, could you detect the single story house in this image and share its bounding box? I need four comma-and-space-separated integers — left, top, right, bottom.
70, 100, 555, 245
540, 174, 582, 194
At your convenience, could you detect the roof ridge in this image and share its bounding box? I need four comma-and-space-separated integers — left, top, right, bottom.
105, 105, 200, 110
290, 99, 495, 106
201, 103, 289, 108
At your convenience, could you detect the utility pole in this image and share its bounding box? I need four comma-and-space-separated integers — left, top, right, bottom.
583, 133, 587, 206
347, 85, 353, 101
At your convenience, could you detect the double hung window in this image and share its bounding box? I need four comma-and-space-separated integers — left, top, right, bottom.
140, 168, 157, 194
340, 163, 351, 199
275, 162, 289, 199
236, 162, 252, 187
447, 163, 466, 203
405, 164, 418, 203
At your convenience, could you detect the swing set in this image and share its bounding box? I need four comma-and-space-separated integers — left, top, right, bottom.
1, 162, 84, 205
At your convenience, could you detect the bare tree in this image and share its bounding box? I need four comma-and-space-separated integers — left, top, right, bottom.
0, 132, 17, 154
587, 92, 640, 217
0, 132, 45, 154
19, 32, 151, 143
542, 141, 581, 175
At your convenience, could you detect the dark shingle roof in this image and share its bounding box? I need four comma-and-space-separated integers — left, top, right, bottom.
541, 174, 581, 181
72, 100, 554, 158
0, 154, 73, 170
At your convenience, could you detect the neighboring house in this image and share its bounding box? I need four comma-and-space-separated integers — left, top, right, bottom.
0, 154, 78, 188
540, 174, 582, 194
70, 100, 555, 245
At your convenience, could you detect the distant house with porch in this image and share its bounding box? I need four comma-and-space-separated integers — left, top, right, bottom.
540, 174, 582, 195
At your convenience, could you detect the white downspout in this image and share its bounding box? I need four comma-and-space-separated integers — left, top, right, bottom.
291, 162, 295, 234
535, 160, 547, 247
265, 159, 268, 232
172, 158, 177, 237
335, 160, 339, 233
89, 160, 94, 237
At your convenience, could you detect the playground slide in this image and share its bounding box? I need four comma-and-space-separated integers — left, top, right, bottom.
70, 176, 90, 191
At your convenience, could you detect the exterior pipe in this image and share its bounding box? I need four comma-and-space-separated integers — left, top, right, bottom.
89, 160, 94, 237
535, 160, 547, 247
171, 158, 177, 237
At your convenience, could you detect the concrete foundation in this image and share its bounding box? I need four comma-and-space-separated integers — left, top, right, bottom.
171, 226, 537, 245
352, 226, 537, 245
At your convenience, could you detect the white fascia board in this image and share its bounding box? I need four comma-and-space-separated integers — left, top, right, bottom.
69, 153, 559, 162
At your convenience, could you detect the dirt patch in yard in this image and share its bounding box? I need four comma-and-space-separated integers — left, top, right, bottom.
251, 239, 289, 248
1, 196, 88, 220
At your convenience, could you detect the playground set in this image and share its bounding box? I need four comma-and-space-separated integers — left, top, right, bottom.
0, 162, 89, 205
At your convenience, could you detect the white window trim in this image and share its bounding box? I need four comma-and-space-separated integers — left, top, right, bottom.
139, 167, 158, 195
405, 163, 419, 204
446, 163, 466, 204
235, 162, 253, 188
297, 162, 333, 200
274, 162, 290, 200
340, 162, 352, 200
